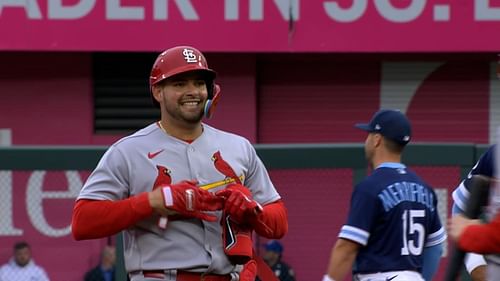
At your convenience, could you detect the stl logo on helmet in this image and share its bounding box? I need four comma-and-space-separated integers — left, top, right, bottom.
183, 48, 198, 63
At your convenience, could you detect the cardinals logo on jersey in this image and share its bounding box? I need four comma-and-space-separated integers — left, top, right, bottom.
153, 165, 172, 189
152, 165, 172, 229
212, 151, 242, 185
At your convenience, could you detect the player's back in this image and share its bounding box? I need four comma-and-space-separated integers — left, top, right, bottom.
350, 164, 444, 274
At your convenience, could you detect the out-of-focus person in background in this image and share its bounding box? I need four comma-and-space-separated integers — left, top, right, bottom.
450, 145, 497, 281
257, 240, 296, 281
84, 245, 116, 281
0, 241, 50, 281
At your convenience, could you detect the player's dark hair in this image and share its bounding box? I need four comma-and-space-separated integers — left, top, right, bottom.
384, 138, 405, 154
13, 241, 30, 251
152, 78, 169, 89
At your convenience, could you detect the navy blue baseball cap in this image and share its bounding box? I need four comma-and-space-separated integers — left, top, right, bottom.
264, 240, 283, 254
355, 109, 412, 145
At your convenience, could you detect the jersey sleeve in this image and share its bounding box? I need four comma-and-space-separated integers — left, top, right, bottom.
452, 145, 495, 214
242, 141, 287, 238
78, 144, 130, 201
39, 266, 51, 281
244, 141, 280, 205
425, 189, 447, 247
451, 180, 469, 214
339, 183, 380, 246
72, 194, 153, 240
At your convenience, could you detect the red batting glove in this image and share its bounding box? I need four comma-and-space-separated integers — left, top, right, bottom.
161, 180, 224, 222
216, 184, 263, 224
238, 259, 257, 281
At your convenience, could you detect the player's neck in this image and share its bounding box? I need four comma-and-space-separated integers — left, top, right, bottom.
158, 120, 203, 141
372, 151, 401, 168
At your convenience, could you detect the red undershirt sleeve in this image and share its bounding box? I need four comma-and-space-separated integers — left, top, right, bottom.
71, 192, 153, 240
458, 213, 500, 254
250, 200, 288, 239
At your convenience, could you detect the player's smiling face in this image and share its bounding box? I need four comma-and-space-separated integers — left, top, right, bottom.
158, 71, 208, 124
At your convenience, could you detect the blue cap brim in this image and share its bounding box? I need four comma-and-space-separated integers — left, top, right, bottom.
355, 123, 372, 132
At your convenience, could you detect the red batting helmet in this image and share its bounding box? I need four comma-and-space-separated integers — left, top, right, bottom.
149, 46, 217, 108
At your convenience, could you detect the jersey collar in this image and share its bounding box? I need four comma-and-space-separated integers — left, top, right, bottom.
376, 162, 406, 169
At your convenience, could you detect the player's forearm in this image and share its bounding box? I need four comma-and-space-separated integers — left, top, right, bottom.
459, 213, 500, 253
421, 244, 443, 281
250, 200, 288, 239
326, 239, 357, 281
71, 193, 153, 240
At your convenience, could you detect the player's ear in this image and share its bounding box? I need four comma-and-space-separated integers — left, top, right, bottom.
152, 85, 163, 104
373, 133, 383, 147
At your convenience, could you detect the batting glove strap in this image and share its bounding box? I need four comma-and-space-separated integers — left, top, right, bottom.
160, 181, 224, 222
161, 185, 195, 211
162, 186, 175, 207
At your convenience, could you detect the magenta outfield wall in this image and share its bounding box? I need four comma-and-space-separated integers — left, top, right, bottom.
0, 53, 258, 145
1, 1, 500, 52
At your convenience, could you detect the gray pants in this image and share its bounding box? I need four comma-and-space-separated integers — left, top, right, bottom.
487, 264, 500, 281
129, 270, 240, 281
129, 270, 177, 281
353, 270, 424, 281
130, 276, 173, 281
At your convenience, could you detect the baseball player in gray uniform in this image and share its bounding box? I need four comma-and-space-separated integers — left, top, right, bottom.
72, 46, 288, 281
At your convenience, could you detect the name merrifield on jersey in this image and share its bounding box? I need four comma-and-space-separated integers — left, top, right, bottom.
378, 181, 435, 212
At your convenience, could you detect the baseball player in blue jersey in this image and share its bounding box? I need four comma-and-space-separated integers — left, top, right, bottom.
450, 145, 497, 281
322, 109, 446, 281
71, 46, 288, 281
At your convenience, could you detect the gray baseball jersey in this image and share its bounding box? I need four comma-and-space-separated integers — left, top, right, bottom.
78, 123, 281, 274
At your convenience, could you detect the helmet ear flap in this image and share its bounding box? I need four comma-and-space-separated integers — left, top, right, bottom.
204, 84, 221, 119
206, 80, 215, 99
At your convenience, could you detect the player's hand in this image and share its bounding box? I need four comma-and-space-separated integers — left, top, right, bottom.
447, 214, 482, 241
470, 265, 487, 281
150, 180, 224, 222
238, 259, 257, 281
216, 184, 262, 224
